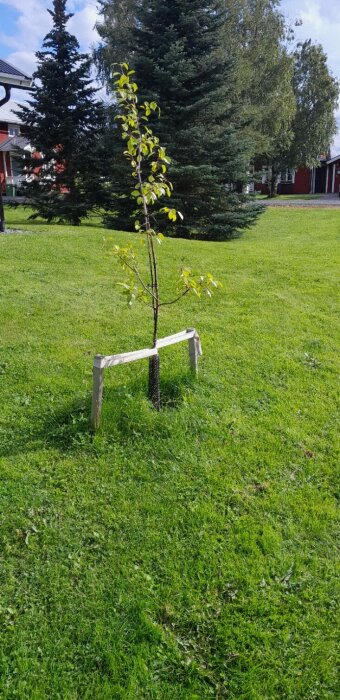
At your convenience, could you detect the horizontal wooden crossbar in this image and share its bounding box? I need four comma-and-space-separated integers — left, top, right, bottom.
94, 329, 201, 369
156, 328, 195, 348
94, 346, 158, 369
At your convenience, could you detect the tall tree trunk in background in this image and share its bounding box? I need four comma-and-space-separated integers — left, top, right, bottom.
269, 167, 279, 198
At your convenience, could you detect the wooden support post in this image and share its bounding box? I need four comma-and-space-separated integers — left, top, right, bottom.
91, 358, 104, 431
188, 328, 199, 376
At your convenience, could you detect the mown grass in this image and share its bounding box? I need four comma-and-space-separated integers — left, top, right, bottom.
0, 206, 339, 699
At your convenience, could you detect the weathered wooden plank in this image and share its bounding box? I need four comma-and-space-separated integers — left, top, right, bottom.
156, 328, 196, 349
91, 364, 104, 431
188, 335, 198, 375
94, 347, 158, 369
195, 335, 203, 357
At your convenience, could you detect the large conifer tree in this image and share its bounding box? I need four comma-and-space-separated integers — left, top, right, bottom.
96, 0, 263, 240
18, 0, 110, 225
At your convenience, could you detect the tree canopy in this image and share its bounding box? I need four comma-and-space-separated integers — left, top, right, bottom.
289, 40, 339, 168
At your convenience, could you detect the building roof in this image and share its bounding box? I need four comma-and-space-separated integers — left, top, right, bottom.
327, 154, 340, 165
0, 58, 32, 88
0, 135, 30, 152
0, 99, 24, 125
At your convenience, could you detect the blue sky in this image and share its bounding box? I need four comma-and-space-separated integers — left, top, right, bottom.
0, 0, 339, 153
0, 1, 99, 73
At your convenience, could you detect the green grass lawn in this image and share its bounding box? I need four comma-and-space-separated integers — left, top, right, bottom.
0, 206, 339, 699
277, 194, 322, 200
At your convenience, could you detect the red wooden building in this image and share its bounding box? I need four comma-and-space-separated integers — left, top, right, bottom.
255, 155, 340, 196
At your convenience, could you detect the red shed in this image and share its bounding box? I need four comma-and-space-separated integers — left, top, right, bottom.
326, 155, 340, 194
254, 155, 340, 196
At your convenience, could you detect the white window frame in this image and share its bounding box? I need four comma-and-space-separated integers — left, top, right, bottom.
8, 123, 20, 138
280, 168, 295, 184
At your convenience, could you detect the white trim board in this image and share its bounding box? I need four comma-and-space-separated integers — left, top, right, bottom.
332, 163, 336, 193
327, 154, 340, 165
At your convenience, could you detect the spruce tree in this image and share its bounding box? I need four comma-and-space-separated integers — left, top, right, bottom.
96, 0, 263, 240
17, 0, 111, 225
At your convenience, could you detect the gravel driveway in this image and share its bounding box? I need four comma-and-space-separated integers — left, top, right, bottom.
262, 194, 340, 207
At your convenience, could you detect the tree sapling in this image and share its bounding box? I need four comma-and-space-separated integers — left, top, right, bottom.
113, 64, 219, 409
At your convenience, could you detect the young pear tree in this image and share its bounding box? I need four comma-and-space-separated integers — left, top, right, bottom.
113, 64, 219, 409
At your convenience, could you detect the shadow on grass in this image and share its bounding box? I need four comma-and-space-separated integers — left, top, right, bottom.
0, 396, 92, 458
4, 203, 105, 231
0, 371, 196, 457
160, 373, 195, 408
100, 370, 196, 442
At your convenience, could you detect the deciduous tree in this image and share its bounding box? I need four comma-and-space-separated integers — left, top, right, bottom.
289, 40, 339, 168
222, 0, 296, 197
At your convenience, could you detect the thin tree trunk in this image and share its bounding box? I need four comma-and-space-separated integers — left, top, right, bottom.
269, 167, 279, 198
134, 111, 162, 409
148, 305, 161, 409
148, 237, 161, 410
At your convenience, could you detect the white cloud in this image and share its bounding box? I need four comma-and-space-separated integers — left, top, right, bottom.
6, 51, 37, 75
0, 1, 52, 53
0, 1, 100, 59
69, 2, 99, 50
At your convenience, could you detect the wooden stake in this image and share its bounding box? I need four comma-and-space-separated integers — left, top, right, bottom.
91, 358, 104, 431
188, 329, 199, 376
